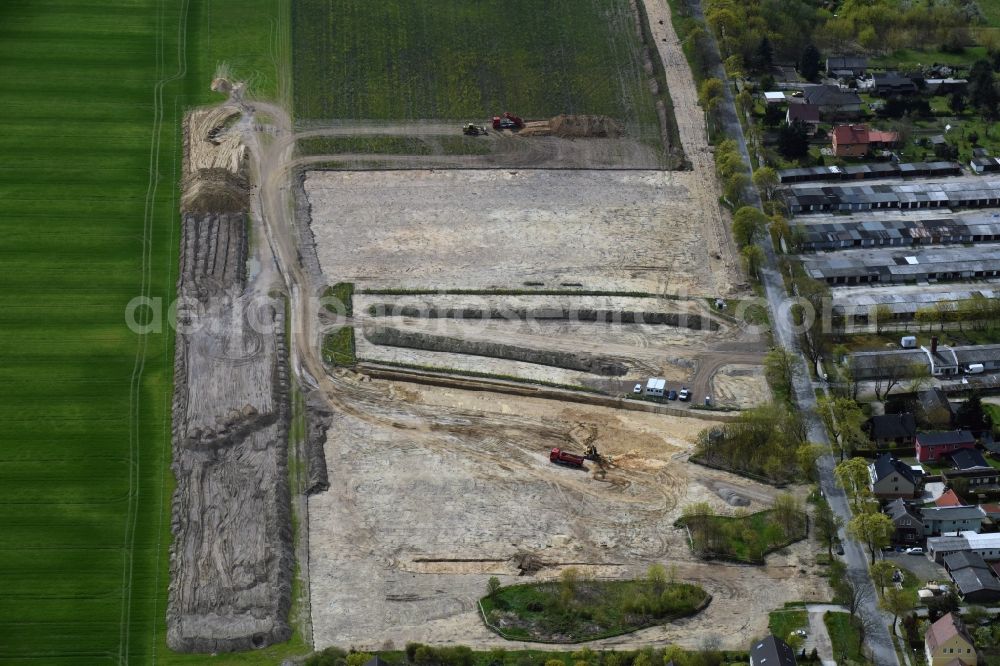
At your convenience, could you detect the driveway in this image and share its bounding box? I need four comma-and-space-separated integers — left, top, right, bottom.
806, 605, 843, 666
881, 550, 948, 584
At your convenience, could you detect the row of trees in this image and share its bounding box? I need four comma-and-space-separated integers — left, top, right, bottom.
704, 0, 825, 74
694, 404, 824, 483
712, 136, 748, 205
705, 0, 986, 75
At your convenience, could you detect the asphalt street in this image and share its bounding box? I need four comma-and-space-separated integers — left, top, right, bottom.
680, 0, 902, 661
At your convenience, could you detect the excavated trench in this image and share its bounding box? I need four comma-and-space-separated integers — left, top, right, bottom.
366, 305, 720, 332
364, 325, 631, 376
166, 108, 298, 653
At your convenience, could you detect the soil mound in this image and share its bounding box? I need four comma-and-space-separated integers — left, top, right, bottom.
549, 114, 622, 138
181, 168, 250, 214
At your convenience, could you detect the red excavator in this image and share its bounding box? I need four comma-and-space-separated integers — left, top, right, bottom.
492, 112, 524, 131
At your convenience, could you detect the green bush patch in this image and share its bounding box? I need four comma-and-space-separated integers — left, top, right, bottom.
322, 327, 356, 367
323, 282, 355, 317
675, 509, 807, 564
480, 574, 709, 642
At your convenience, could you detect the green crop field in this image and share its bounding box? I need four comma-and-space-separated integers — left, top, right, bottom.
292, 0, 666, 142
0, 0, 295, 664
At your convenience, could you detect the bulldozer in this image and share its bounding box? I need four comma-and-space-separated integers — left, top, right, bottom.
462, 123, 487, 136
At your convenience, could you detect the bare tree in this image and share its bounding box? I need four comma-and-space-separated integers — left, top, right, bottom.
873, 358, 926, 401
844, 576, 873, 620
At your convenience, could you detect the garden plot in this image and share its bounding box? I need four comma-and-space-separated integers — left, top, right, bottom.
308, 384, 831, 650
306, 169, 735, 296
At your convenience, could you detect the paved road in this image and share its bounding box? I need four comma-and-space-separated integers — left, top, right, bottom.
677, 0, 901, 663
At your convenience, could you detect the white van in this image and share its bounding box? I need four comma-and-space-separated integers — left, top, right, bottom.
967, 363, 985, 374
900, 336, 917, 348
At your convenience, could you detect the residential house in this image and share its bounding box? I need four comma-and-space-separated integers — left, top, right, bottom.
981, 504, 1000, 521
786, 103, 820, 136
867, 413, 918, 448
869, 129, 899, 150
925, 612, 977, 665
826, 55, 868, 77
869, 452, 919, 498
929, 531, 1000, 562
936, 489, 965, 507
833, 124, 870, 158
942, 449, 1000, 491
920, 505, 986, 536
802, 85, 863, 119
750, 635, 797, 666
920, 388, 955, 428
950, 448, 990, 470
887, 498, 924, 543
944, 551, 1000, 603
873, 71, 918, 96
831, 124, 898, 158
926, 78, 968, 95
916, 431, 976, 462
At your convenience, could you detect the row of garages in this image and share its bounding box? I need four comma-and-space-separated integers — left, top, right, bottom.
778, 161, 961, 184
785, 180, 1000, 214
795, 213, 1000, 252
801, 245, 1000, 285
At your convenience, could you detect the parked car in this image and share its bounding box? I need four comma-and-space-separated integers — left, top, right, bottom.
667, 389, 678, 401
793, 629, 807, 638
906, 547, 925, 555
633, 383, 642, 394
678, 388, 691, 401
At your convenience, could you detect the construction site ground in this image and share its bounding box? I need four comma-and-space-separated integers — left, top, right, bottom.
346, 292, 768, 406
279, 0, 792, 654
308, 383, 831, 651
306, 169, 737, 298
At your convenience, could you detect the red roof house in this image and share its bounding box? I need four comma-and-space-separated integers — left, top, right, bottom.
832, 124, 899, 158
936, 489, 965, 507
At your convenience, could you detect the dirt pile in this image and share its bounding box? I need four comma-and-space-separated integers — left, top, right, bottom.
181, 106, 250, 214
550, 114, 622, 138
364, 325, 630, 376
181, 168, 250, 214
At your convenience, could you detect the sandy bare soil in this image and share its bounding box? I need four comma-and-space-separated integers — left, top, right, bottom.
308, 382, 830, 652
710, 364, 772, 409
306, 169, 735, 297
